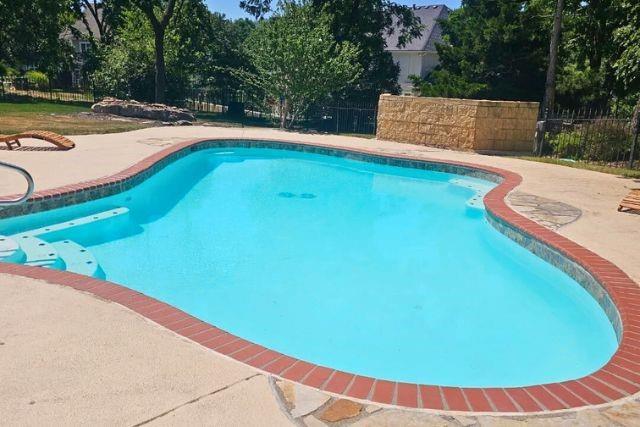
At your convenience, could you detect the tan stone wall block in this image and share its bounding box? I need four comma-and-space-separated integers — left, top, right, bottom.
376, 95, 539, 152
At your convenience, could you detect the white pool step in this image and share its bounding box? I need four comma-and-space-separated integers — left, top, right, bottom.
51, 240, 104, 279
14, 234, 65, 269
449, 178, 494, 210
0, 235, 24, 263
0, 207, 127, 279
20, 207, 130, 238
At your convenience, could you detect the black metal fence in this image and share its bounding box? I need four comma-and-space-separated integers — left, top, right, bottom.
0, 77, 95, 103
184, 89, 378, 135
537, 107, 640, 169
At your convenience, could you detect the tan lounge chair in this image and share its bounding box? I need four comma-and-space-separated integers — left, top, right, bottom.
618, 189, 640, 213
0, 131, 75, 150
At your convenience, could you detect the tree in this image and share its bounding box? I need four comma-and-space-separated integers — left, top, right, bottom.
93, 2, 247, 101
542, 0, 564, 113
244, 2, 362, 128
613, 0, 640, 97
131, 0, 184, 103
241, 0, 422, 99
0, 0, 75, 75
430, 0, 551, 101
70, 0, 127, 43
410, 70, 486, 98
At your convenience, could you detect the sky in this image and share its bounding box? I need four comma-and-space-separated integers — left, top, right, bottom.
206, 1, 462, 20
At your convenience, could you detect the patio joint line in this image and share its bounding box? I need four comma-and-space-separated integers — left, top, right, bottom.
130, 373, 260, 426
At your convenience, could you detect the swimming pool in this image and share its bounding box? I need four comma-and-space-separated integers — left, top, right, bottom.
0, 144, 619, 389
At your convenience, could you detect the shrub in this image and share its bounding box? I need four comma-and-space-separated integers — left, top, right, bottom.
0, 62, 17, 77
548, 119, 632, 162
24, 70, 49, 90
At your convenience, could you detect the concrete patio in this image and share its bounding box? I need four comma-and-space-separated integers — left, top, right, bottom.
1, 127, 639, 426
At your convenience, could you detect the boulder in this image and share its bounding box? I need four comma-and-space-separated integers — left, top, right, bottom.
91, 98, 195, 122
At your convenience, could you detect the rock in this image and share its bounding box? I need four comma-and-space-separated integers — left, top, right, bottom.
352, 410, 458, 427
276, 380, 332, 418
318, 399, 362, 423
275, 380, 296, 409
303, 415, 328, 427
290, 385, 331, 418
91, 97, 195, 122
454, 415, 478, 426
602, 401, 640, 426
365, 404, 381, 414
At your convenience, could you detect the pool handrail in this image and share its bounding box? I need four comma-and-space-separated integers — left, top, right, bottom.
0, 161, 34, 207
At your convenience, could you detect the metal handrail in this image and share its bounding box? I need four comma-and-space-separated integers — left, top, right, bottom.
0, 161, 35, 206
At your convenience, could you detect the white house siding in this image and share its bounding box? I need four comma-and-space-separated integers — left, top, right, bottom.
391, 51, 441, 93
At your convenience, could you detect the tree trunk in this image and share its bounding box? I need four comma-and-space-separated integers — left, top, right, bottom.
280, 98, 288, 129
134, 0, 179, 105
154, 28, 166, 104
542, 0, 564, 113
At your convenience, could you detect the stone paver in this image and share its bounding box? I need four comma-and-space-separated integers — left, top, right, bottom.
276, 380, 331, 418
508, 191, 582, 229
318, 399, 363, 423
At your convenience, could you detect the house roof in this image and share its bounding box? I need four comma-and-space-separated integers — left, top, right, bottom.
61, 6, 104, 41
384, 4, 450, 52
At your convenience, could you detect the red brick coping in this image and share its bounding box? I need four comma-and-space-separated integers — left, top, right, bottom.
1, 138, 640, 413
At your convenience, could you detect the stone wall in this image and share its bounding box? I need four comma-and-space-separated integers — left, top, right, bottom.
376, 95, 539, 152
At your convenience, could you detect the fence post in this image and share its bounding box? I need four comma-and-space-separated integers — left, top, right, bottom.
629, 100, 640, 169
536, 108, 549, 156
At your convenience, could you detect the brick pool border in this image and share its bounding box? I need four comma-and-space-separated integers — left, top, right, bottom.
1, 138, 640, 413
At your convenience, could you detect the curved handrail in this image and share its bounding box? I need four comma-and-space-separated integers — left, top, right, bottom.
0, 161, 34, 206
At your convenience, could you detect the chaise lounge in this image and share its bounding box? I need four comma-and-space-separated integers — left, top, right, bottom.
0, 131, 75, 150
618, 189, 640, 213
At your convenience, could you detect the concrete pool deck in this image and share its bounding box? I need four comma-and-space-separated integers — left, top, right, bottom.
1, 127, 639, 425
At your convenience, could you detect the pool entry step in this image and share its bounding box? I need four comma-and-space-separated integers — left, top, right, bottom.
0, 207, 129, 279
449, 178, 494, 210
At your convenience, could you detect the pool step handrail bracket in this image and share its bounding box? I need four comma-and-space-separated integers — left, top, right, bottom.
0, 161, 35, 207
0, 161, 35, 206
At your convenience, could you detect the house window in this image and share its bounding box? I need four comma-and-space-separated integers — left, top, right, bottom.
79, 41, 91, 54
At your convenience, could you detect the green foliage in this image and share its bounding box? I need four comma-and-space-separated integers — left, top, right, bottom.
547, 120, 632, 162
244, 1, 362, 127
613, 1, 640, 95
91, 9, 156, 100
434, 0, 551, 101
92, 1, 251, 102
242, 0, 423, 98
410, 0, 638, 108
69, 0, 126, 43
24, 71, 50, 90
410, 70, 487, 98
0, 0, 74, 74
0, 63, 18, 77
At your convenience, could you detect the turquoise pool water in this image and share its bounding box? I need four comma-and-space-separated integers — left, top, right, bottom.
0, 147, 617, 387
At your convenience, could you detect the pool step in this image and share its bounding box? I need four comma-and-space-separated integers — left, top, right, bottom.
2, 234, 104, 278
14, 234, 65, 269
51, 240, 105, 279
0, 235, 25, 263
0, 208, 125, 278
20, 207, 130, 238
449, 178, 494, 210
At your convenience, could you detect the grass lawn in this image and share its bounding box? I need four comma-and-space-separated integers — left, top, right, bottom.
195, 111, 276, 128
0, 99, 152, 135
520, 156, 640, 179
